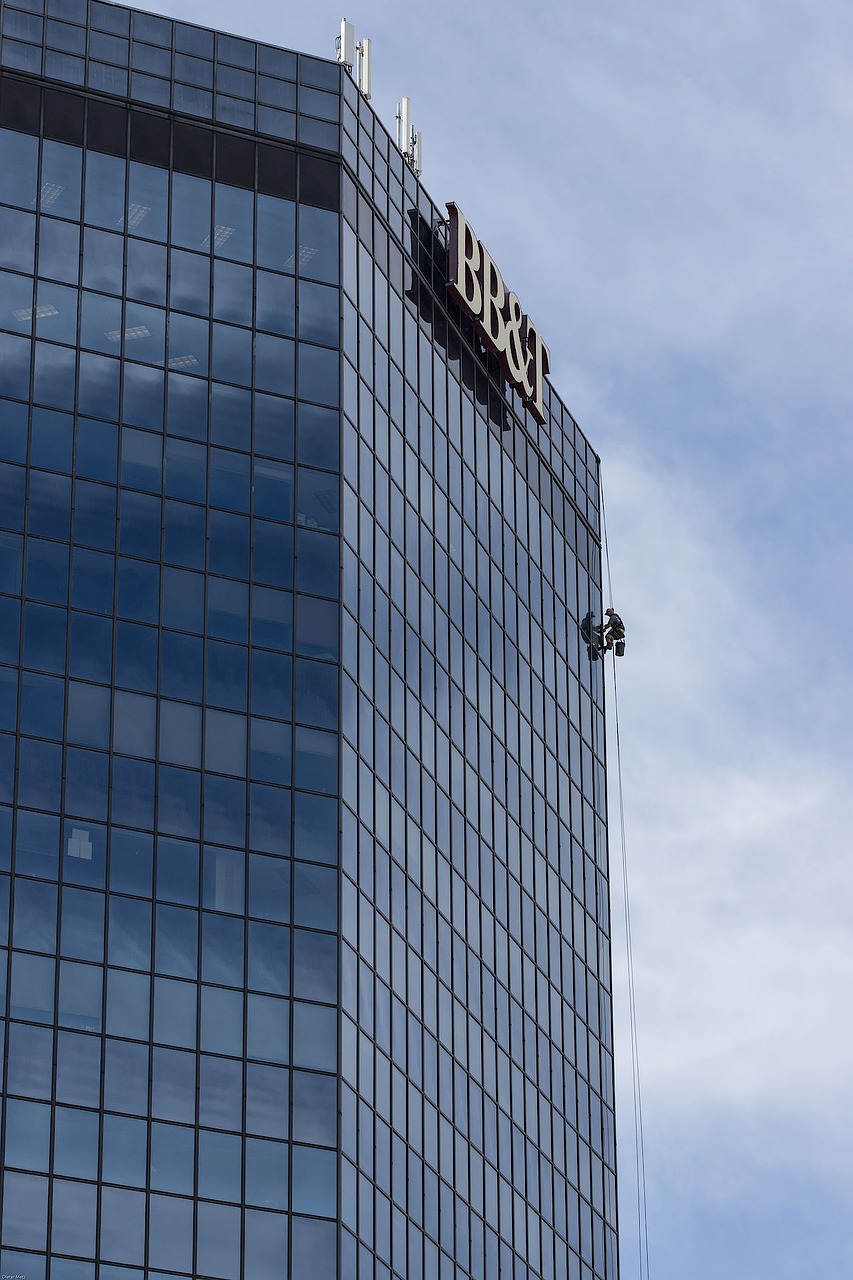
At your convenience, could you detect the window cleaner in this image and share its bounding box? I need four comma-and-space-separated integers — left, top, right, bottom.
603, 608, 626, 657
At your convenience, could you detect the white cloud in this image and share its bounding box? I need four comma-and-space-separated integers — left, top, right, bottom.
602, 442, 853, 1278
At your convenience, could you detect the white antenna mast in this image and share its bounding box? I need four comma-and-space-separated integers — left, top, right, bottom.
336, 18, 355, 68
336, 19, 371, 100
396, 96, 422, 177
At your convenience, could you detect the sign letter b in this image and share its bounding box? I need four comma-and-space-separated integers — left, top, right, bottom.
447, 203, 482, 316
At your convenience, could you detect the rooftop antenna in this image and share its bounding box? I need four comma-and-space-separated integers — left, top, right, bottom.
336, 19, 371, 100
396, 96, 422, 177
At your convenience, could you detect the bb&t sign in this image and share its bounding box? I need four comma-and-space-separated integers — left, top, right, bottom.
446, 202, 551, 425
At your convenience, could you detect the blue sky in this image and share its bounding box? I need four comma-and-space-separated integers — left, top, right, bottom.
138, 0, 853, 1273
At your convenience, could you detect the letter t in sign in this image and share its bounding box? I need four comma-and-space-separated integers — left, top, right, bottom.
447, 203, 482, 316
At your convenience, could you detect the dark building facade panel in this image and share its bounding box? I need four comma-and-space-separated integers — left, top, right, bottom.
0, 2, 616, 1279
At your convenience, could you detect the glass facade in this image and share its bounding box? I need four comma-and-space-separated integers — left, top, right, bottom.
0, 3, 616, 1280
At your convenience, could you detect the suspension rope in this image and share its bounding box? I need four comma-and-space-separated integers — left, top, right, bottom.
600, 475, 651, 1280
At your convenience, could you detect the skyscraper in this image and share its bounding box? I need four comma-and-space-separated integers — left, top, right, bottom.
0, 4, 617, 1279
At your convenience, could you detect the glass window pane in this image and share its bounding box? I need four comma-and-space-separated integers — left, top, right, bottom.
7, 1023, 53, 1098
108, 895, 151, 967
41, 141, 82, 220
250, 718, 290, 785
106, 967, 150, 1039
244, 1208, 288, 1280
127, 237, 167, 303
296, 466, 338, 533
4, 1098, 51, 1171
196, 1201, 241, 1280
82, 227, 123, 293
255, 332, 294, 395
250, 649, 291, 720
248, 919, 289, 995
109, 827, 153, 897
0, 127, 39, 207
297, 206, 338, 283
159, 700, 202, 768
54, 1105, 99, 1179
245, 1061, 289, 1136
294, 657, 337, 729
197, 1130, 242, 1202
294, 726, 337, 794
291, 1215, 336, 1274
170, 247, 211, 316
292, 1000, 336, 1070
200, 983, 243, 1055
103, 1038, 148, 1115
213, 258, 252, 322
201, 912, 243, 986
99, 1186, 145, 1264
85, 150, 126, 229
298, 344, 339, 407
214, 183, 254, 262
202, 845, 244, 913
256, 270, 294, 336
292, 928, 336, 1003
0, 208, 35, 276
298, 280, 338, 346
155, 903, 198, 978
161, 631, 203, 701
247, 992, 289, 1062
58, 958, 102, 1031
248, 853, 290, 924
150, 1121, 194, 1193
151, 1045, 196, 1122
37, 216, 80, 284
251, 585, 292, 650
2, 1171, 49, 1249
199, 1054, 243, 1129
171, 172, 211, 251
212, 321, 252, 386
153, 975, 196, 1047
60, 887, 105, 962
51, 1178, 97, 1256
254, 393, 294, 461
13, 879, 57, 953
292, 1069, 336, 1145
168, 311, 209, 377
203, 773, 246, 845
295, 530, 338, 598
257, 194, 295, 272
102, 1113, 147, 1186
245, 1136, 288, 1208
113, 690, 156, 756
291, 1147, 336, 1217
293, 863, 336, 931
148, 1193, 193, 1273
206, 639, 248, 710
62, 819, 107, 887
253, 458, 293, 521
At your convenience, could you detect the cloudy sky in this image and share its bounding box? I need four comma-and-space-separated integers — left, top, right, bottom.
140, 0, 853, 1273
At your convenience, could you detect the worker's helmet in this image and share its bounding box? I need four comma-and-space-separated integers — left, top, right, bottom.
605, 607, 614, 615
